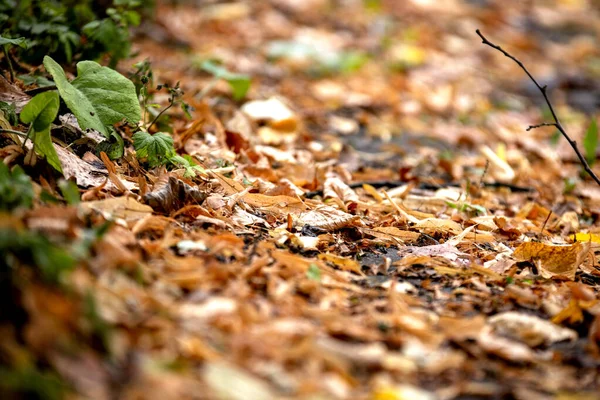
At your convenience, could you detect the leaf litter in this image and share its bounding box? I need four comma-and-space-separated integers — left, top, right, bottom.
2, 1, 600, 399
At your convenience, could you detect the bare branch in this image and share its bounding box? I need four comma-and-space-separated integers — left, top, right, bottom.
476, 29, 600, 187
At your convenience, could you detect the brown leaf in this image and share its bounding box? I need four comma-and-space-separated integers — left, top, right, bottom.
144, 176, 207, 213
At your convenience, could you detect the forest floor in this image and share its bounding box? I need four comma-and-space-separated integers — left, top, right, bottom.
2, 1, 600, 399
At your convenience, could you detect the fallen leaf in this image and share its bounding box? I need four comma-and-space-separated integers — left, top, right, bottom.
488, 311, 577, 347
513, 241, 590, 280
79, 196, 153, 221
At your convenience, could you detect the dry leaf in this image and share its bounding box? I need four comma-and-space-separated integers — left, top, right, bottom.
513, 241, 590, 280
488, 311, 577, 347
296, 206, 359, 231
79, 196, 153, 221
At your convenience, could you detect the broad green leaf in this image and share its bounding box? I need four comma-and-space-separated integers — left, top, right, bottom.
43, 56, 106, 135
200, 60, 251, 100
0, 35, 28, 49
20, 91, 62, 173
583, 118, 598, 166
72, 61, 140, 126
43, 56, 141, 137
132, 131, 174, 167
20, 91, 58, 131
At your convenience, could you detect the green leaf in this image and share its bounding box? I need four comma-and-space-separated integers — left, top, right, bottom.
200, 60, 251, 100
20, 91, 62, 172
132, 131, 174, 167
43, 56, 141, 137
307, 263, 322, 281
0, 35, 28, 49
96, 128, 125, 160
0, 101, 18, 125
58, 179, 80, 205
583, 118, 598, 166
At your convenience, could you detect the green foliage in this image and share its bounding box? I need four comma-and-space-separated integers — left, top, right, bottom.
58, 179, 80, 205
0, 366, 66, 400
0, 228, 76, 284
445, 200, 486, 216
200, 60, 251, 101
0, 163, 34, 211
132, 131, 205, 175
0, 101, 18, 125
267, 40, 368, 76
20, 91, 62, 172
563, 177, 577, 195
96, 128, 125, 160
132, 131, 175, 168
0, 0, 145, 66
43, 56, 141, 137
583, 118, 598, 166
307, 263, 322, 281
0, 35, 28, 48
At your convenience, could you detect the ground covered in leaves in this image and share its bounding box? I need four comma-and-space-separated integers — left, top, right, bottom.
2, 1, 600, 399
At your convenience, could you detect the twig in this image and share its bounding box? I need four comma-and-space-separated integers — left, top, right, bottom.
526, 122, 556, 131
476, 29, 600, 187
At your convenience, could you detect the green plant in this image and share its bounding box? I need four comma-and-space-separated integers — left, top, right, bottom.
199, 60, 251, 101
20, 91, 61, 172
43, 55, 141, 137
132, 130, 204, 176
583, 118, 598, 167
0, 228, 76, 284
266, 40, 368, 76
0, 163, 34, 211
0, 0, 145, 67
132, 131, 176, 168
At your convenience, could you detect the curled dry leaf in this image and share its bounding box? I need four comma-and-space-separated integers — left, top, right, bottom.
513, 241, 591, 280
295, 205, 359, 231
323, 172, 359, 202
143, 176, 207, 213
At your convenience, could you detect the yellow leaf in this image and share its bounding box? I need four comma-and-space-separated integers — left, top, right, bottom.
571, 232, 600, 244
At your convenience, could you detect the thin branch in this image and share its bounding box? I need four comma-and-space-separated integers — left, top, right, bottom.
476, 29, 600, 187
526, 122, 557, 131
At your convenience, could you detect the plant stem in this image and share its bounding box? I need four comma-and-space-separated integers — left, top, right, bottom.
2, 45, 15, 82
147, 100, 173, 132
21, 126, 33, 150
0, 128, 28, 138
